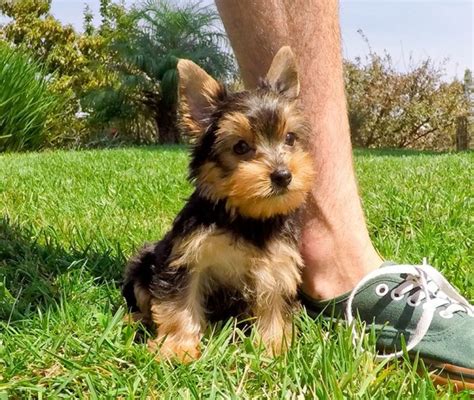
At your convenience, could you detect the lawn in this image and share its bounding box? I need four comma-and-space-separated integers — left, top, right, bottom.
0, 147, 472, 398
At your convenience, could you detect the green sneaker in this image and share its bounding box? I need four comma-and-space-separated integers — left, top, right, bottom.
300, 260, 474, 390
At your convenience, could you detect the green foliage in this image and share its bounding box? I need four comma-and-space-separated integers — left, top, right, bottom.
1, 3, 468, 151
0, 147, 472, 397
2, 0, 236, 147
0, 0, 83, 83
78, 1, 155, 144
0, 0, 134, 147
0, 42, 62, 151
135, 0, 233, 84
344, 33, 469, 150
0, 0, 95, 147
83, 0, 235, 144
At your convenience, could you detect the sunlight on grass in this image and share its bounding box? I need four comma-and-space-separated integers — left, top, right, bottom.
0, 147, 472, 398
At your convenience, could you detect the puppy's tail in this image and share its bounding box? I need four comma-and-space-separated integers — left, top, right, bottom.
122, 279, 139, 313
122, 244, 157, 313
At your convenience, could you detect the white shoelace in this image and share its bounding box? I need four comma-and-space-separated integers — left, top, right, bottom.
345, 258, 474, 361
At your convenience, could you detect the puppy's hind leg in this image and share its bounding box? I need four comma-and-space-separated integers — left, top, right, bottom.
122, 244, 158, 326
148, 271, 206, 363
122, 283, 153, 326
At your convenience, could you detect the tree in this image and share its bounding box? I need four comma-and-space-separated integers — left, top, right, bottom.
85, 0, 235, 144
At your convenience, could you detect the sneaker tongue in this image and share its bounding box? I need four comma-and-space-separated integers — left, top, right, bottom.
380, 260, 398, 268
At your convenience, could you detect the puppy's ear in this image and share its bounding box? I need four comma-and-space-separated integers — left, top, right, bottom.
265, 46, 300, 99
177, 59, 223, 139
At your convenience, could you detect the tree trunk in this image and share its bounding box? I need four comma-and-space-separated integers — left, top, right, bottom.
456, 116, 469, 151
155, 100, 181, 144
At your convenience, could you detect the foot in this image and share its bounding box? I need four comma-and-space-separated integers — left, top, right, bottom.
300, 260, 474, 391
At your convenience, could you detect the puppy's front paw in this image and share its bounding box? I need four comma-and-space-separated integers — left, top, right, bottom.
147, 336, 201, 363
258, 321, 294, 356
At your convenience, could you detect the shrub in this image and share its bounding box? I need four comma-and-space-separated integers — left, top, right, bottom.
0, 43, 62, 152
344, 34, 469, 151
0, 0, 105, 148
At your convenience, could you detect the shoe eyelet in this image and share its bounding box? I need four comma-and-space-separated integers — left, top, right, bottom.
407, 297, 421, 307
439, 310, 453, 319
375, 284, 389, 297
390, 290, 404, 301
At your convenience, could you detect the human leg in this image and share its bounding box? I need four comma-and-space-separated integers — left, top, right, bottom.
216, 0, 381, 300
216, 1, 474, 390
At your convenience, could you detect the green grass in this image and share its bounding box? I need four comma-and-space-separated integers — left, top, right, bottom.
0, 147, 472, 398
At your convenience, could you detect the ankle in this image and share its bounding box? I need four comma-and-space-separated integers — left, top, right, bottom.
300, 225, 382, 300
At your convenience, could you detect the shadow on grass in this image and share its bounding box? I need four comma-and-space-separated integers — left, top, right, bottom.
0, 217, 126, 321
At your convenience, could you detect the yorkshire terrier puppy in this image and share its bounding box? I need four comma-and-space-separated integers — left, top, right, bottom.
122, 46, 315, 362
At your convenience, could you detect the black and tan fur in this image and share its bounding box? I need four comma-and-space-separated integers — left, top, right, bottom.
122, 46, 315, 362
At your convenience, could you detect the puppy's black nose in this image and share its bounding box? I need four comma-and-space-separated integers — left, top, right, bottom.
270, 168, 292, 188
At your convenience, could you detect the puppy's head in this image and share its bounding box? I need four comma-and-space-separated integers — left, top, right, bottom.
177, 46, 315, 219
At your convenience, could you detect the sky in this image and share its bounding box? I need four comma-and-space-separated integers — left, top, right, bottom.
1, 0, 472, 79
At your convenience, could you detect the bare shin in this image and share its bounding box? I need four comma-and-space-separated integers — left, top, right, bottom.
216, 0, 382, 299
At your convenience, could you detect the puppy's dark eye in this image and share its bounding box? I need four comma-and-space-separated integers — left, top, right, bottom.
285, 132, 296, 146
233, 140, 251, 155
